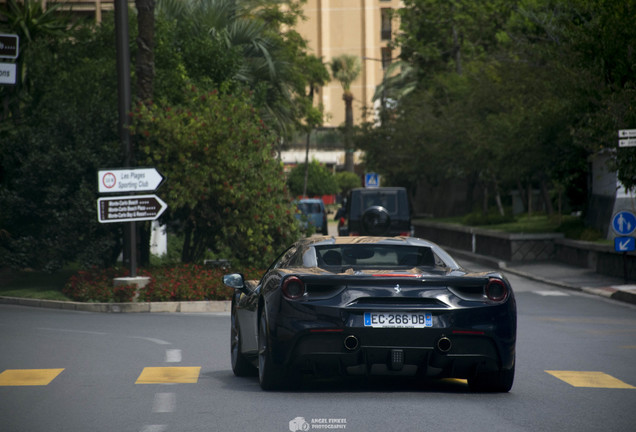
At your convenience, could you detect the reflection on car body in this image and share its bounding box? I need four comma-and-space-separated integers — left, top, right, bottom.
224, 236, 516, 392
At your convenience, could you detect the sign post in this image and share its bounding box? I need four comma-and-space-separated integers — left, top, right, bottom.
97, 165, 167, 279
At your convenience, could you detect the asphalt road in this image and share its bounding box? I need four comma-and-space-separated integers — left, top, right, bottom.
1, 261, 635, 432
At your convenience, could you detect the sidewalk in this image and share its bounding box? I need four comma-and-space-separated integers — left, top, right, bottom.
449, 248, 636, 306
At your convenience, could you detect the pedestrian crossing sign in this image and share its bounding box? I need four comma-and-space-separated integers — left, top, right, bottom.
365, 173, 380, 188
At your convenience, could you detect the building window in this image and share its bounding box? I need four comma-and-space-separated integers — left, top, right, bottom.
381, 8, 392, 40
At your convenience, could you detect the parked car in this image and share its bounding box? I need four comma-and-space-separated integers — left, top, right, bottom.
295, 198, 328, 235
338, 187, 412, 236
223, 236, 517, 391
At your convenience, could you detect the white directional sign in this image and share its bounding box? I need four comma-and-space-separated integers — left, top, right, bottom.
0, 63, 16, 84
619, 138, 636, 148
98, 168, 164, 193
618, 129, 636, 138
97, 195, 168, 223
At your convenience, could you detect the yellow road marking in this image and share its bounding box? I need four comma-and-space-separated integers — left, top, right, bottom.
546, 371, 635, 389
135, 367, 201, 384
0, 369, 64, 386
441, 378, 468, 385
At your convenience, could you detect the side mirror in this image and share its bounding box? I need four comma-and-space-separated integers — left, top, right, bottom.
223, 273, 251, 295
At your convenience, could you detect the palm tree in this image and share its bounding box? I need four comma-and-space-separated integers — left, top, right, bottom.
156, 0, 296, 135
330, 54, 361, 172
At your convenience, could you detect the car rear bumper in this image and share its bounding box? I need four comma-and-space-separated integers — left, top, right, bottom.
269, 303, 516, 379
286, 329, 508, 378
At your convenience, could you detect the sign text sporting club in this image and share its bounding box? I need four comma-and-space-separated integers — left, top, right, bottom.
98, 168, 164, 193
97, 195, 168, 223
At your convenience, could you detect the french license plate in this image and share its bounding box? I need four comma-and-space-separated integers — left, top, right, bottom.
364, 312, 433, 328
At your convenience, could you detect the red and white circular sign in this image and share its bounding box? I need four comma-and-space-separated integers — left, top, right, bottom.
102, 172, 116, 189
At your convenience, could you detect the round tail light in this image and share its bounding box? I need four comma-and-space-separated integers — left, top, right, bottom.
485, 278, 508, 302
282, 276, 306, 299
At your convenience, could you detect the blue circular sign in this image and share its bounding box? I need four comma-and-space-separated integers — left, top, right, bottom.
612, 211, 636, 235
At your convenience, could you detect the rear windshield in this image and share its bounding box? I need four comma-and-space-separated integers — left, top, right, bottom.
313, 245, 446, 269
297, 202, 323, 214
350, 190, 409, 217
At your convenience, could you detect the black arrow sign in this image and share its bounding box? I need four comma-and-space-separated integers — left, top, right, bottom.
97, 194, 168, 223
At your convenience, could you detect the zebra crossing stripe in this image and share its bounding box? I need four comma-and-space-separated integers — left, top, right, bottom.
0, 369, 65, 386
546, 371, 635, 389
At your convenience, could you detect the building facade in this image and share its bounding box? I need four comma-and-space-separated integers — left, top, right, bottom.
296, 0, 402, 128
3, 0, 402, 129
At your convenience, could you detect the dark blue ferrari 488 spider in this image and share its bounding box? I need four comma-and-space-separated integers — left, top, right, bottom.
223, 236, 516, 392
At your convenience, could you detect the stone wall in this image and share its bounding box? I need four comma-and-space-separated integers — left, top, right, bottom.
413, 220, 635, 281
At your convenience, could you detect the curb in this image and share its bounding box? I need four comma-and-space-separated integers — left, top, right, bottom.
0, 296, 231, 313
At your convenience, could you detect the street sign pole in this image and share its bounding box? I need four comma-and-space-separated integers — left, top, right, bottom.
115, 0, 135, 276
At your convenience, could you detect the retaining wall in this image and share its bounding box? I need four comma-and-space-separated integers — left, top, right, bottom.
413, 220, 635, 281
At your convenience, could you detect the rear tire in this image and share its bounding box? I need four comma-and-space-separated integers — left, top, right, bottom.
231, 307, 257, 377
258, 312, 286, 390
468, 363, 515, 393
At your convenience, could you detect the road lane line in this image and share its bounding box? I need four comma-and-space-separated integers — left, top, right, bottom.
0, 369, 64, 386
152, 393, 176, 413
165, 349, 182, 363
546, 371, 635, 389
533, 291, 569, 296
38, 328, 108, 335
129, 336, 172, 345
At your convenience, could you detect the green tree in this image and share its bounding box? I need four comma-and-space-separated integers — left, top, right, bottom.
335, 171, 362, 196
287, 160, 338, 198
330, 54, 361, 172
131, 86, 300, 265
0, 0, 72, 120
0, 19, 123, 271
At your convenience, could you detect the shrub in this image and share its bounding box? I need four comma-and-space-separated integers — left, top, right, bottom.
64, 267, 141, 303
63, 265, 266, 303
462, 211, 515, 226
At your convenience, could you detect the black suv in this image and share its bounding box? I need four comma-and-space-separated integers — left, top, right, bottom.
338, 187, 413, 236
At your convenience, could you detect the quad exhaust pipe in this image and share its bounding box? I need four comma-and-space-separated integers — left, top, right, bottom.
344, 335, 359, 351
437, 336, 452, 353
